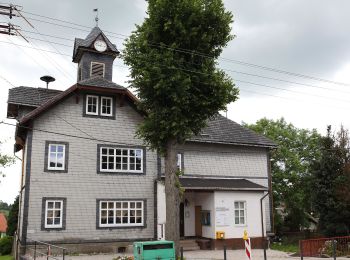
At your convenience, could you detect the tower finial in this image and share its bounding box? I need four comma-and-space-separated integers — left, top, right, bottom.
93, 8, 99, 26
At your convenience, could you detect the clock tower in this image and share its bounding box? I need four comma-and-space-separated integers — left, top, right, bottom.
72, 26, 119, 82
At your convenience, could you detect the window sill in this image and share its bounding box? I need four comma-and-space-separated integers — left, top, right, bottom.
42, 227, 65, 231
83, 114, 116, 120
97, 224, 146, 230
234, 224, 248, 227
97, 171, 145, 175
44, 169, 68, 173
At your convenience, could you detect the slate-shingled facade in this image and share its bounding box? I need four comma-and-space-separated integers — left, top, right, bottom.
7, 26, 276, 255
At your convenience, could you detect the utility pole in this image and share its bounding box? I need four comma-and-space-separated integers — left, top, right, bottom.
0, 4, 18, 19
0, 23, 15, 35
0, 4, 30, 41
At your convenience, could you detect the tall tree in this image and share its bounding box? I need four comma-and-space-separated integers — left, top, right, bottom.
245, 118, 322, 233
6, 196, 19, 236
311, 126, 350, 236
123, 0, 238, 251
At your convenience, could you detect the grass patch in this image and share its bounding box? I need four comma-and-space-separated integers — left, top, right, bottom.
0, 255, 14, 260
270, 242, 299, 253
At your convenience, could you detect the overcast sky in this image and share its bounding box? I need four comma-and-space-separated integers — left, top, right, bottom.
1, 0, 350, 203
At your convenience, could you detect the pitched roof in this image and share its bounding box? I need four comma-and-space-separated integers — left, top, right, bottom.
73, 26, 119, 62
8, 87, 275, 148
0, 213, 7, 233
8, 86, 62, 107
178, 177, 267, 191
189, 114, 276, 148
78, 77, 125, 89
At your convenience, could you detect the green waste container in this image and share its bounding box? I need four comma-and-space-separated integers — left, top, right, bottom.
133, 240, 175, 260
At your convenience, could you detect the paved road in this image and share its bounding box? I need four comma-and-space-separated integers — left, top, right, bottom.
28, 249, 349, 259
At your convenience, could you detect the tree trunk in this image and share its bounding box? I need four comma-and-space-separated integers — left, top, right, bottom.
164, 139, 180, 255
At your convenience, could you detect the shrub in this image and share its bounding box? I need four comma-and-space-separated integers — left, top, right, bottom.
0, 236, 13, 255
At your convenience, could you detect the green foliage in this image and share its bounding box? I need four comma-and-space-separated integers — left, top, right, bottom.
311, 126, 350, 236
0, 141, 15, 181
6, 196, 18, 237
244, 118, 322, 232
0, 202, 9, 212
0, 255, 13, 260
0, 201, 10, 218
0, 236, 12, 256
270, 242, 299, 253
123, 0, 238, 153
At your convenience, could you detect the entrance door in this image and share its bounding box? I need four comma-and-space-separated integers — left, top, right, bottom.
195, 206, 202, 237
180, 203, 185, 237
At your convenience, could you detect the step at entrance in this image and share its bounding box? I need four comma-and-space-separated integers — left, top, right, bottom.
179, 239, 200, 251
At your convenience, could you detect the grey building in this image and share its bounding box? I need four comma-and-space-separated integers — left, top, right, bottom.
6, 26, 275, 255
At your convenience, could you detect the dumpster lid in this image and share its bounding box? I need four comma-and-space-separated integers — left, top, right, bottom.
134, 240, 174, 246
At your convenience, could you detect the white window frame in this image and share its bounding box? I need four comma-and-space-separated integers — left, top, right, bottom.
100, 97, 113, 116
177, 153, 182, 171
45, 200, 63, 228
100, 147, 143, 173
47, 144, 65, 170
99, 200, 144, 227
90, 61, 105, 78
234, 201, 247, 226
86, 95, 99, 115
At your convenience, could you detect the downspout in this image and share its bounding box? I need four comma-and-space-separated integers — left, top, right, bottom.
15, 147, 25, 260
260, 192, 270, 239
260, 191, 269, 260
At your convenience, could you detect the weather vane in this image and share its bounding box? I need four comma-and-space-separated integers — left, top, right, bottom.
93, 8, 99, 26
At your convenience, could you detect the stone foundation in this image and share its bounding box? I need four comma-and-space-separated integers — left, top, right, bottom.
211, 237, 267, 250
20, 240, 138, 256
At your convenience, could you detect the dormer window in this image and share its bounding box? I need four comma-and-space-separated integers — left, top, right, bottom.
84, 94, 115, 119
86, 95, 99, 115
91, 62, 105, 78
101, 97, 113, 116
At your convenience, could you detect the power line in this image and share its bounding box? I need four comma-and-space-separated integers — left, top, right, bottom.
22, 29, 73, 41
235, 79, 350, 104
26, 35, 72, 48
9, 19, 350, 94
21, 20, 75, 82
1, 38, 350, 108
112, 60, 350, 105
19, 9, 350, 87
0, 39, 71, 55
14, 28, 350, 95
0, 74, 15, 87
0, 121, 277, 154
5, 37, 60, 83
0, 121, 135, 146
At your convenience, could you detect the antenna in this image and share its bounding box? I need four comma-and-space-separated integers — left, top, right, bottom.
40, 75, 55, 89
93, 8, 99, 26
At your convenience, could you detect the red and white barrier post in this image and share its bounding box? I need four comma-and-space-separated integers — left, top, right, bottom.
243, 230, 252, 260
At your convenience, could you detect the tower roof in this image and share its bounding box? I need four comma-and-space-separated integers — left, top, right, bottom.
72, 26, 119, 62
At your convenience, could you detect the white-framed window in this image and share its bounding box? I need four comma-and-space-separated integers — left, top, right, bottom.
45, 200, 63, 228
100, 147, 143, 173
48, 144, 65, 170
90, 62, 105, 78
86, 95, 99, 115
101, 97, 113, 116
177, 153, 182, 171
99, 200, 144, 227
234, 201, 247, 225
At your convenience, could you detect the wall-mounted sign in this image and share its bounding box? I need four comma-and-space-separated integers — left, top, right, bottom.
216, 207, 230, 227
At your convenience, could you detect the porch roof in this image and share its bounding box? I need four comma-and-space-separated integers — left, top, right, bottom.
178, 177, 267, 191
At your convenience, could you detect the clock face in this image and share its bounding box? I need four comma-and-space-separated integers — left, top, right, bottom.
94, 40, 107, 52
